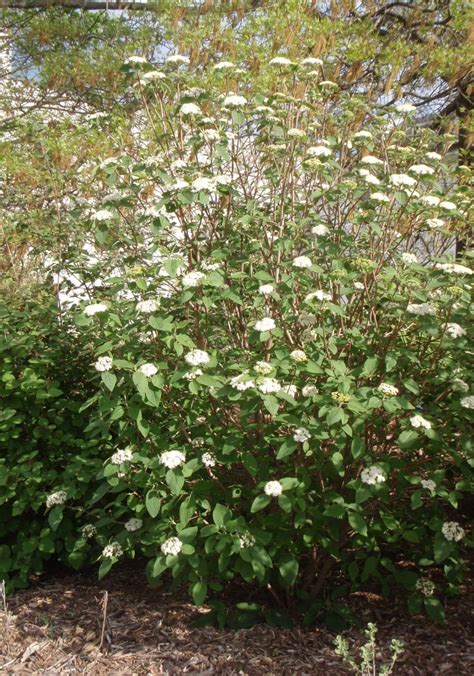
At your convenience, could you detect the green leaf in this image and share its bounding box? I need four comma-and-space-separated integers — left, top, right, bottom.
279, 555, 299, 586
145, 489, 161, 518
398, 430, 419, 448
411, 489, 423, 509
213, 503, 231, 527
251, 494, 271, 513
192, 581, 208, 606
403, 378, 420, 394
98, 558, 113, 580
277, 439, 297, 460
326, 407, 343, 426
277, 494, 292, 512
242, 452, 259, 475
279, 477, 299, 490
323, 504, 346, 519
433, 532, 453, 563
132, 371, 149, 398
152, 555, 168, 578
348, 512, 368, 536
424, 597, 445, 623
263, 395, 279, 417
166, 470, 184, 495
197, 374, 222, 388
148, 316, 174, 332
48, 505, 63, 532
362, 357, 378, 376
101, 371, 117, 392
351, 437, 365, 460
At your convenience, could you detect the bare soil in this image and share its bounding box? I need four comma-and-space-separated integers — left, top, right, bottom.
0, 563, 472, 674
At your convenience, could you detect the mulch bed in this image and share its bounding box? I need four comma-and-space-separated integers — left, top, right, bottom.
0, 562, 472, 674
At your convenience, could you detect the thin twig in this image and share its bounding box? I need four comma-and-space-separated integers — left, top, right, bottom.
99, 590, 109, 652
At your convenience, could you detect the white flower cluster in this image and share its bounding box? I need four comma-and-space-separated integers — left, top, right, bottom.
136, 299, 159, 313
102, 542, 123, 558
452, 379, 468, 393
139, 363, 158, 378
281, 384, 297, 398
84, 303, 107, 316
46, 491, 67, 508
269, 56, 295, 66
436, 263, 472, 275
400, 252, 418, 265
213, 60, 235, 71
125, 518, 143, 532
426, 151, 442, 160
264, 480, 283, 497
82, 524, 97, 539
390, 173, 417, 188
293, 427, 311, 443
110, 448, 133, 465
185, 349, 210, 366
406, 303, 436, 316
426, 218, 445, 229
239, 531, 256, 548
140, 70, 166, 82
161, 536, 183, 556
92, 209, 114, 221
353, 130, 372, 139
255, 317, 276, 332
201, 452, 216, 468
409, 163, 434, 176
290, 349, 307, 363
184, 368, 203, 380
288, 128, 306, 139
377, 383, 399, 397
95, 356, 113, 372
420, 479, 436, 492
311, 224, 329, 236
410, 415, 432, 430
397, 103, 416, 112
293, 255, 312, 268
258, 283, 274, 295
180, 102, 201, 116
160, 450, 186, 469
460, 395, 474, 410
223, 94, 247, 107
420, 195, 440, 206
416, 578, 435, 597
302, 384, 318, 397
441, 521, 465, 542
370, 192, 390, 202
254, 361, 273, 375
360, 466, 386, 485
182, 271, 205, 288
307, 145, 332, 157
305, 290, 331, 302
361, 155, 384, 165
258, 377, 281, 394
230, 374, 255, 391
166, 54, 189, 65
445, 323, 465, 338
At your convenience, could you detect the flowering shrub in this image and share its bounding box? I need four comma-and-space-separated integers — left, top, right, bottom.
63, 57, 473, 622
3, 57, 472, 624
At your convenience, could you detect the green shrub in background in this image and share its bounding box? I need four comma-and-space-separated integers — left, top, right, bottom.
0, 295, 102, 590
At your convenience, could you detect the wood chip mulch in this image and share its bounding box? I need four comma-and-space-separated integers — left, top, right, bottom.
0, 563, 472, 675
